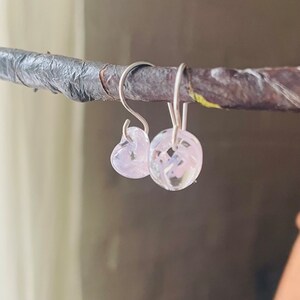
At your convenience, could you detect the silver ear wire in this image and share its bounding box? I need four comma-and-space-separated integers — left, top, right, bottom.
118, 61, 154, 141
167, 63, 188, 148
182, 102, 189, 131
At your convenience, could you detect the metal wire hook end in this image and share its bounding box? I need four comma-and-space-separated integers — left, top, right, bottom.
119, 61, 155, 142
167, 63, 189, 148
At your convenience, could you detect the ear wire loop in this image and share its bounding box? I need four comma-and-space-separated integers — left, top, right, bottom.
167, 63, 187, 149
118, 61, 154, 141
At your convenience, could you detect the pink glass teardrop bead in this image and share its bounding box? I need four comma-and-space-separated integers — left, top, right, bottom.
111, 127, 150, 179
149, 128, 203, 191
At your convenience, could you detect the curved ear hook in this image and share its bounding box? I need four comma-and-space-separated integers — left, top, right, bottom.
167, 63, 188, 148
118, 61, 155, 141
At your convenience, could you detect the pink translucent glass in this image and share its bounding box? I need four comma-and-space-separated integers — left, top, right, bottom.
149, 128, 203, 191
111, 127, 150, 179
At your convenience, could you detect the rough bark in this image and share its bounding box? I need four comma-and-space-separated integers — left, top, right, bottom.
1, 47, 300, 111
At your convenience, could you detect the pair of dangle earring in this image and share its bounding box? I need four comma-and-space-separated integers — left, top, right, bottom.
110, 62, 203, 191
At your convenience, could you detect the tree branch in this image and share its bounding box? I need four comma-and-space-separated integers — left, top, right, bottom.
1, 47, 300, 111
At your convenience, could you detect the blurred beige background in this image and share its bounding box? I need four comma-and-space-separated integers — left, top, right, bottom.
0, 0, 84, 299
82, 0, 300, 300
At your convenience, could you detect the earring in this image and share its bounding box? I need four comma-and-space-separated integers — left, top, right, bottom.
111, 62, 154, 179
148, 63, 203, 191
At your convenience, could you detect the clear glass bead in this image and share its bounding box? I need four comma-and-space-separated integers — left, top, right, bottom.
111, 127, 150, 179
149, 128, 203, 191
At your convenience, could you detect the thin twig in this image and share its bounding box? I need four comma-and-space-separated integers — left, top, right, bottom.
1, 47, 300, 111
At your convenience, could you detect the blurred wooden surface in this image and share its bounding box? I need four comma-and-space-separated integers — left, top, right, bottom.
81, 0, 300, 299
